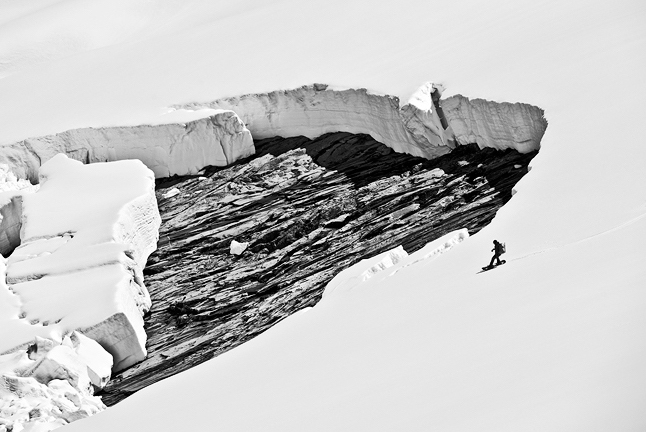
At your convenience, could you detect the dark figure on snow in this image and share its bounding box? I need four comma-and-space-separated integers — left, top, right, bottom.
489, 240, 504, 267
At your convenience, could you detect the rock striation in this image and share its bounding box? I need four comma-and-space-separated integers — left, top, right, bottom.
99, 132, 538, 405
174, 83, 547, 159
0, 111, 255, 182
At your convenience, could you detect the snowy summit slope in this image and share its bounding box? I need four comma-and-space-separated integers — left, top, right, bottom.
1, 0, 645, 430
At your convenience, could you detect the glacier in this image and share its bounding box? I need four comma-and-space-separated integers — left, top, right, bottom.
0, 0, 642, 430
0, 155, 160, 431
0, 83, 548, 432
0, 83, 546, 184
0, 331, 110, 429
175, 82, 547, 161
0, 110, 254, 182
1, 154, 161, 369
442, 95, 549, 152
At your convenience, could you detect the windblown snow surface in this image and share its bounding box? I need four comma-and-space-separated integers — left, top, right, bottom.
1, 0, 645, 431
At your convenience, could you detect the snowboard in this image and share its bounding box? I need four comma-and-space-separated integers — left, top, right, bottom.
480, 260, 506, 272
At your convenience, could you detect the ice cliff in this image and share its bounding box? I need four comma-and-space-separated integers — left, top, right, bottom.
1, 154, 160, 369
0, 111, 255, 182
175, 83, 454, 159
174, 83, 547, 159
442, 95, 548, 153
0, 83, 545, 183
0, 82, 547, 431
0, 155, 160, 431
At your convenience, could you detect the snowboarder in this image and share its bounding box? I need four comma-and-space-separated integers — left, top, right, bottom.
488, 240, 505, 268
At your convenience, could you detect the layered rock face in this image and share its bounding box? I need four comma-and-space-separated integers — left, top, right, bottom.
0, 111, 254, 182
174, 83, 547, 159
99, 132, 538, 405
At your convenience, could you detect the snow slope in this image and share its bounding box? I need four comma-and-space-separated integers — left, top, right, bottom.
65, 208, 646, 432
0, 0, 645, 430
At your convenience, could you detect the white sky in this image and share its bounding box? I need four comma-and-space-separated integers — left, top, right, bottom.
1, 0, 645, 430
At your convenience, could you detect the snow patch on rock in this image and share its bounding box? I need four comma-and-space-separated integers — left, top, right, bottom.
229, 240, 249, 256
162, 188, 180, 199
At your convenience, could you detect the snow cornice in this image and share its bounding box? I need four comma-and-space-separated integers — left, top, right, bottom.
0, 83, 546, 182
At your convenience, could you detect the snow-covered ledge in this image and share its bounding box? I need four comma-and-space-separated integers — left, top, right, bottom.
0, 110, 255, 182
0, 154, 160, 373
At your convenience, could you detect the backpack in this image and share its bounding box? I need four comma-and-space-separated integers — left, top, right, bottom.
500, 242, 506, 254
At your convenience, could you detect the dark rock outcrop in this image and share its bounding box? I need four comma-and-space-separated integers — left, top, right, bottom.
99, 132, 537, 405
